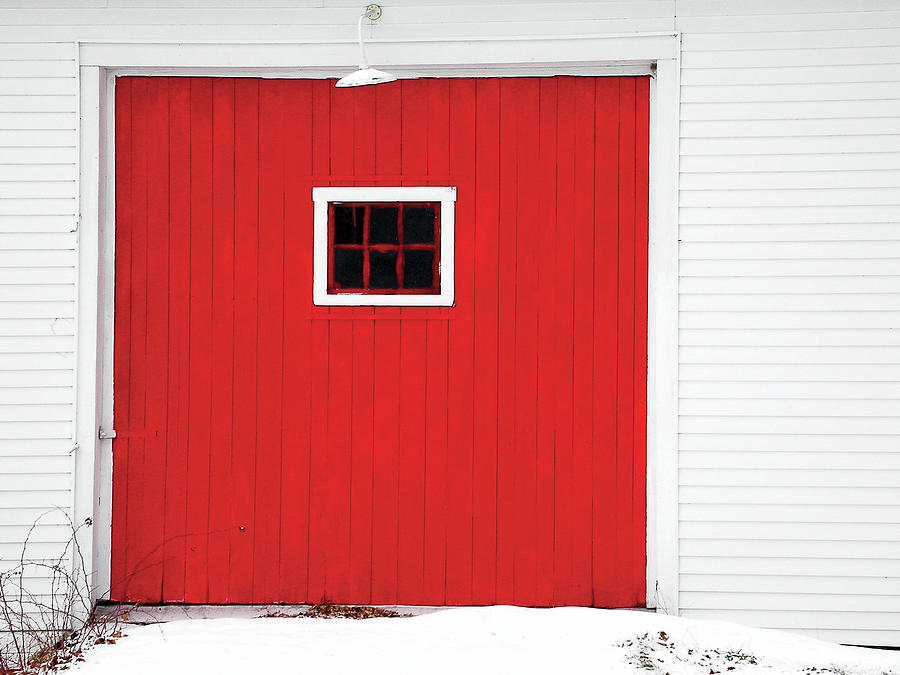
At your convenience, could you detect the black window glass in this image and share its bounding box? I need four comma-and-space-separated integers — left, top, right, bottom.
333, 249, 364, 288
333, 205, 364, 244
369, 206, 399, 244
403, 206, 435, 244
403, 250, 434, 289
370, 250, 399, 289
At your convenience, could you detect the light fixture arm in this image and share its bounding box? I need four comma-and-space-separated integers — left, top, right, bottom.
356, 4, 383, 70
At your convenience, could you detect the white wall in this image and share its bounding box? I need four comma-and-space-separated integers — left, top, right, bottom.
674, 0, 900, 647
0, 0, 898, 648
0, 39, 78, 614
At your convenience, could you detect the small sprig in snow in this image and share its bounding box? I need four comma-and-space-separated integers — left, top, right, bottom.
619, 630, 760, 674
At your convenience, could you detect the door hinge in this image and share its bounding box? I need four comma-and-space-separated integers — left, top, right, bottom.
98, 428, 116, 440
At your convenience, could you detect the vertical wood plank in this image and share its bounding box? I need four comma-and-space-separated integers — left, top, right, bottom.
592, 76, 620, 606
495, 78, 518, 605
161, 76, 191, 603
471, 78, 500, 606
552, 76, 577, 605
132, 76, 170, 601
423, 78, 450, 605
631, 76, 651, 608
229, 78, 259, 603
207, 77, 235, 603
253, 79, 286, 600
512, 78, 540, 606
396, 78, 428, 605
349, 85, 376, 604
445, 78, 476, 605
279, 79, 314, 602
306, 79, 332, 603
110, 76, 132, 601
534, 76, 558, 607
123, 77, 150, 602
184, 78, 214, 603
321, 84, 354, 602
616, 77, 638, 606
370, 81, 402, 604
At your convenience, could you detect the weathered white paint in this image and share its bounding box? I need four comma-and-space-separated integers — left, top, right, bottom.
0, 0, 897, 648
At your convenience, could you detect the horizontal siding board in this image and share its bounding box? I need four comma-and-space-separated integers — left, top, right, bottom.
679, 312, 900, 330
680, 223, 900, 242
679, 503, 900, 524
0, 420, 71, 439
0, 112, 76, 131
0, 387, 72, 404
0, 286, 76, 302
681, 45, 900, 68
0, 370, 72, 387
680, 486, 900, 507
0, 130, 74, 147
678, 608, 900, 632
0, 77, 75, 95
679, 380, 900, 397
682, 27, 900, 51
680, 186, 900, 206
0, 317, 74, 335
679, 468, 900, 488
681, 259, 900, 277
680, 295, 900, 312
680, 521, 900, 542
682, 100, 900, 121
682, 119, 900, 140
682, 65, 900, 86
680, 276, 900, 294
681, 82, 900, 104
681, 399, 900, 418
679, 416, 900, 435
679, 433, 900, 453
680, 591, 900, 613
680, 574, 900, 595
0, 43, 74, 59
0, 147, 77, 164
680, 557, 900, 579
0, 166, 75, 181
0, 404, 72, 421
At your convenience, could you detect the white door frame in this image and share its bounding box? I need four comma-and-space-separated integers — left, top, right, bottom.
74, 33, 681, 610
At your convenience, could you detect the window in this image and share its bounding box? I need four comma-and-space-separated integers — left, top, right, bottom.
313, 187, 456, 306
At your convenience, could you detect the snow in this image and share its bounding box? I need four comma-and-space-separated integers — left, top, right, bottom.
70, 606, 899, 675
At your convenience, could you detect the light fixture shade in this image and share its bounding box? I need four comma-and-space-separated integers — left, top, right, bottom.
335, 66, 397, 88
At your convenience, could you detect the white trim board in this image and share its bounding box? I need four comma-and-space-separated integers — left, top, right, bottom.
75, 34, 680, 610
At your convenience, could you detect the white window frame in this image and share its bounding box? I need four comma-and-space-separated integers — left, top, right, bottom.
312, 186, 456, 306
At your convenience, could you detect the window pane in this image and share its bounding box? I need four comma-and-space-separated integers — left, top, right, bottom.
403, 205, 435, 244
370, 250, 399, 289
403, 250, 434, 289
370, 206, 399, 244
333, 205, 364, 244
333, 249, 364, 289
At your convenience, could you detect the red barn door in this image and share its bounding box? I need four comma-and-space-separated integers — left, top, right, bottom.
111, 76, 649, 606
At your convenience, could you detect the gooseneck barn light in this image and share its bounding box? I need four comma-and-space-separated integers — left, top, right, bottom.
335, 4, 397, 88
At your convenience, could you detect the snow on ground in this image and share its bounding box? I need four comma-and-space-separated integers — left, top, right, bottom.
69, 606, 899, 675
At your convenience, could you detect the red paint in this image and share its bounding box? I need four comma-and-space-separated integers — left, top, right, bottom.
112, 76, 650, 607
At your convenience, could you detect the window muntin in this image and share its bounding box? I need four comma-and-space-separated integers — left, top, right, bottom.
312, 186, 456, 307
328, 202, 440, 295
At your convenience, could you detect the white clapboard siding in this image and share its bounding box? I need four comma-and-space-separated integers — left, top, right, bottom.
677, 2, 900, 645
0, 39, 77, 633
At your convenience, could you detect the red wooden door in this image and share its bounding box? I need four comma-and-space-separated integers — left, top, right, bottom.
112, 76, 649, 606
